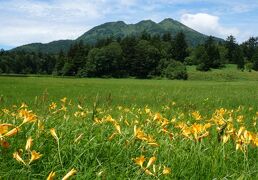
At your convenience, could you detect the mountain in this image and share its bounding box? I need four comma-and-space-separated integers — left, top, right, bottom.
12, 40, 74, 54
12, 18, 224, 54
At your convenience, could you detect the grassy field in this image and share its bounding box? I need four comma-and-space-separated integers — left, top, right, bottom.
0, 66, 258, 179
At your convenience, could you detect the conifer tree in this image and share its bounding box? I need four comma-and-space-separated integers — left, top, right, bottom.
172, 32, 188, 62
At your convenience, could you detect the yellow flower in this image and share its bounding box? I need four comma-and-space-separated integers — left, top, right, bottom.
114, 123, 121, 134
18, 109, 37, 124
108, 132, 117, 141
13, 152, 26, 165
2, 108, 10, 115
49, 102, 57, 110
47, 171, 56, 180
161, 119, 169, 127
60, 97, 67, 104
38, 120, 45, 131
192, 111, 202, 120
148, 142, 159, 147
60, 105, 67, 112
62, 168, 77, 180
25, 137, 33, 151
1, 140, 10, 148
20, 103, 28, 109
152, 164, 156, 174
154, 113, 162, 121
134, 155, 145, 168
29, 150, 42, 164
134, 126, 149, 141
162, 166, 171, 175
77, 104, 83, 110
237, 126, 245, 137
146, 157, 156, 168
0, 123, 13, 135
4, 127, 20, 137
145, 107, 151, 114
222, 135, 230, 144
144, 168, 154, 176
50, 128, 59, 141
253, 137, 258, 146
237, 115, 244, 123
236, 142, 243, 151
124, 108, 130, 113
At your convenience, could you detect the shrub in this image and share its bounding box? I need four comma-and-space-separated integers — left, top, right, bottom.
245, 62, 253, 72
162, 60, 188, 80
196, 63, 210, 71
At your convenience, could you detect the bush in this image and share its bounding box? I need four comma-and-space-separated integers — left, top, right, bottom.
162, 60, 188, 80
196, 63, 210, 71
62, 62, 75, 76
184, 56, 195, 65
245, 62, 253, 72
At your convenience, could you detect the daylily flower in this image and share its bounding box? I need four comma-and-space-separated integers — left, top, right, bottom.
62, 168, 77, 180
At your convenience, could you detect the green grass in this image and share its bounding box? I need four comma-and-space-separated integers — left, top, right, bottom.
187, 64, 258, 81
0, 66, 258, 179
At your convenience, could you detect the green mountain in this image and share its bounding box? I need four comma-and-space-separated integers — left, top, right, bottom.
77, 18, 216, 45
12, 18, 224, 54
12, 40, 74, 54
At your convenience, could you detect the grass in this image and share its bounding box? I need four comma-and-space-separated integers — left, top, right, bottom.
0, 66, 258, 179
187, 64, 258, 81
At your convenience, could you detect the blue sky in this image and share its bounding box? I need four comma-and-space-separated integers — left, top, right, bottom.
0, 0, 258, 50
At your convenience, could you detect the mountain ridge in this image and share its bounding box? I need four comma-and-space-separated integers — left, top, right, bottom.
12, 18, 224, 54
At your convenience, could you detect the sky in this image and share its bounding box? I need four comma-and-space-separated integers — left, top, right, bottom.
0, 0, 258, 50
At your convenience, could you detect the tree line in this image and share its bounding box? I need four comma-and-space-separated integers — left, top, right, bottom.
0, 32, 258, 79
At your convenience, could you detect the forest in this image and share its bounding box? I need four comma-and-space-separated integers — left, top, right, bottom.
0, 32, 258, 79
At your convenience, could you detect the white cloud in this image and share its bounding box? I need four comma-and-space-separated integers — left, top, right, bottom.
0, 23, 87, 46
0, 0, 257, 48
180, 13, 240, 39
0, 0, 109, 47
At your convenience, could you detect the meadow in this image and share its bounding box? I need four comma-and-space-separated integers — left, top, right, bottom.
0, 66, 258, 179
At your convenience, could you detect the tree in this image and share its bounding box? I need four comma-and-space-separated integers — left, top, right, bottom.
0, 49, 4, 55
241, 37, 258, 60
195, 47, 210, 71
225, 35, 237, 63
133, 40, 160, 78
65, 41, 90, 75
82, 42, 123, 77
140, 31, 151, 41
101, 42, 123, 77
233, 47, 244, 70
162, 32, 172, 42
194, 37, 223, 71
83, 48, 100, 77
54, 50, 65, 75
120, 36, 137, 76
172, 32, 188, 62
252, 49, 258, 71
205, 36, 221, 68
